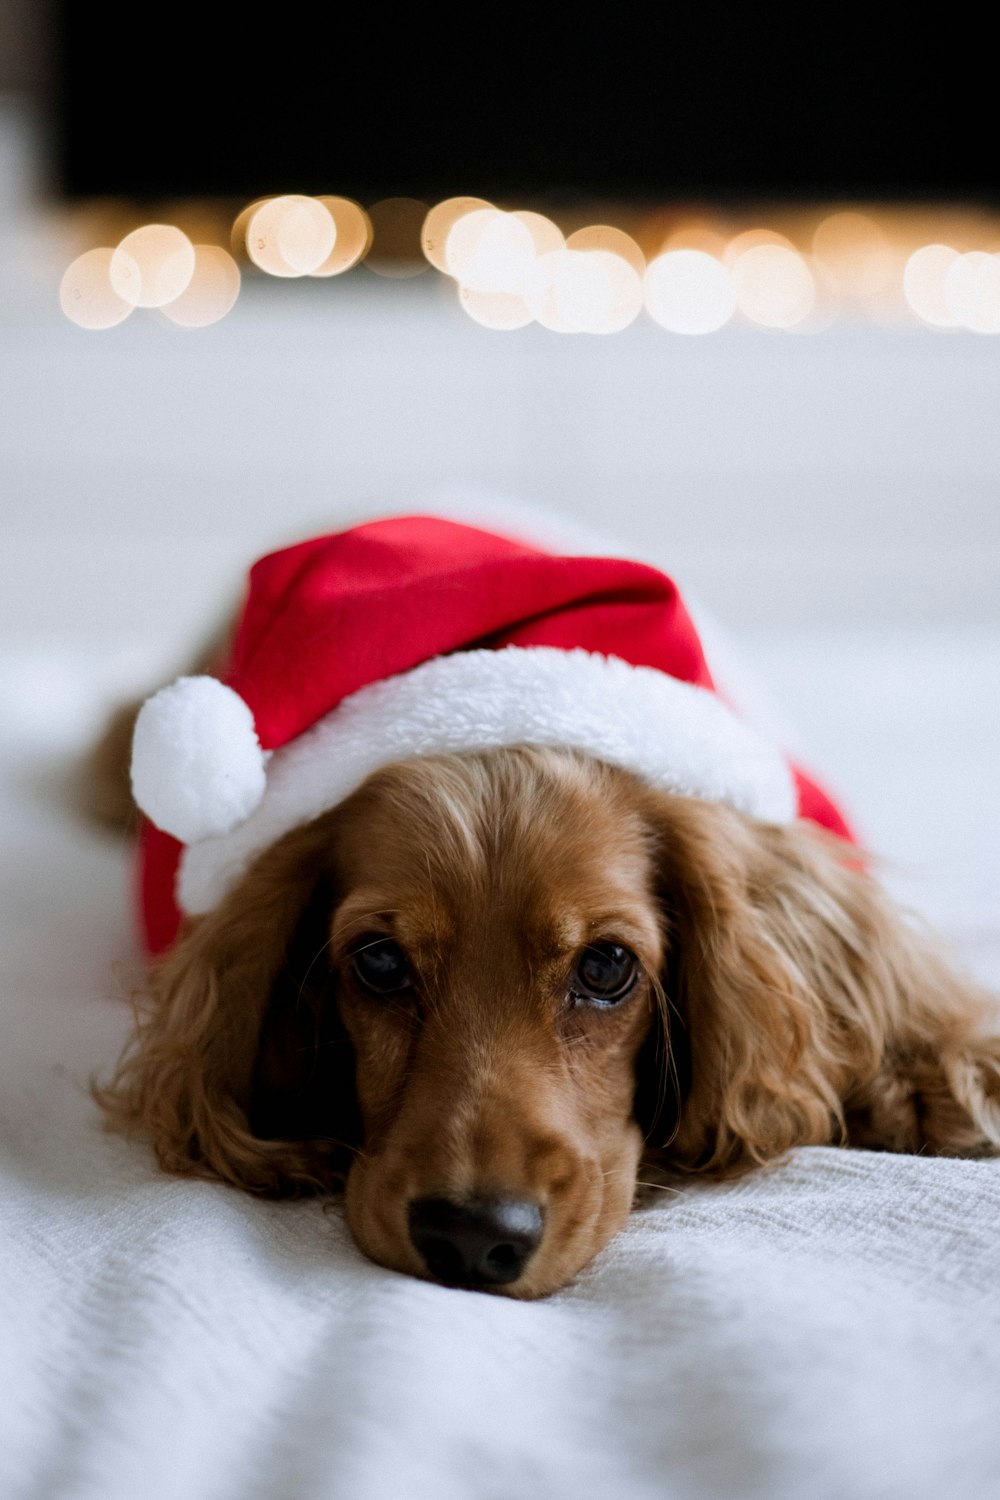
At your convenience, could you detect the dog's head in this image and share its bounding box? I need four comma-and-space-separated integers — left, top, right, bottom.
327, 749, 667, 1297
104, 744, 952, 1296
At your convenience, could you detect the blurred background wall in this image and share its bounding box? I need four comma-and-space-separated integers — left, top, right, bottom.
3, 1, 998, 644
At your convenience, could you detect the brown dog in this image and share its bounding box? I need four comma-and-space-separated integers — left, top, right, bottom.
95, 737, 1000, 1299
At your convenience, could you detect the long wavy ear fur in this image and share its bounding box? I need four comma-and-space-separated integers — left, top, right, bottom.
95, 811, 358, 1196
639, 794, 1000, 1174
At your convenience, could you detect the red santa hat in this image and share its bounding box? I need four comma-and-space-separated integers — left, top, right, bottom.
132, 513, 853, 953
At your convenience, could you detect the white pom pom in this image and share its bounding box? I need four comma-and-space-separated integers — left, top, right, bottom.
131, 676, 267, 843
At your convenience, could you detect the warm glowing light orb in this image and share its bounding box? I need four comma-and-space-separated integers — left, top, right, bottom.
522, 250, 591, 332
246, 196, 336, 277
732, 244, 815, 328
644, 250, 736, 335
521, 249, 641, 334
422, 197, 494, 271
812, 211, 896, 313
309, 198, 372, 276
522, 250, 575, 332
160, 245, 241, 328
903, 244, 960, 327
450, 210, 537, 293
566, 225, 645, 278
812, 211, 888, 273
659, 218, 729, 258
944, 251, 1000, 333
231, 198, 270, 259
444, 209, 500, 278
511, 211, 564, 260
551, 250, 615, 332
578, 251, 643, 333
458, 285, 534, 330
110, 224, 196, 308
813, 210, 875, 253
59, 248, 134, 329
722, 227, 795, 265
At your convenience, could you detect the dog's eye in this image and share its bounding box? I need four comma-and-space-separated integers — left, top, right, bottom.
570, 942, 640, 1005
350, 936, 412, 995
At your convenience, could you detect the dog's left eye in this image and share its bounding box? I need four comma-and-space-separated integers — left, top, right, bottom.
570, 942, 640, 1005
350, 937, 412, 995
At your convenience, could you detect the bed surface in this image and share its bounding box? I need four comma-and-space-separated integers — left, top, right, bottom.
2, 634, 998, 1500
2, 97, 1000, 1500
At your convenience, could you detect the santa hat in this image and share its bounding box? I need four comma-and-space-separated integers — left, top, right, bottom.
132, 513, 852, 954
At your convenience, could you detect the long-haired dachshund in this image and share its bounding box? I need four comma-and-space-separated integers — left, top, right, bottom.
89, 515, 1000, 1298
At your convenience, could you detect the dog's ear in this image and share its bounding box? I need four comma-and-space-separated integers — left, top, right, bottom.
636, 792, 1000, 1172
97, 811, 359, 1195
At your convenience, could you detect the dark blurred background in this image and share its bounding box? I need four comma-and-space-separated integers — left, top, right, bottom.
45, 4, 996, 204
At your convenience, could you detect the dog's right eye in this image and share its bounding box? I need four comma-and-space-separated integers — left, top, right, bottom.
570, 942, 640, 1006
350, 937, 412, 995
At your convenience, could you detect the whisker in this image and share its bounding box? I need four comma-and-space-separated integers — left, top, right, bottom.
296, 934, 335, 1005
633, 1179, 685, 1196
348, 936, 395, 956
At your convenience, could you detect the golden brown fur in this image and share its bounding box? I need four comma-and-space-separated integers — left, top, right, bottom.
94, 740, 1000, 1298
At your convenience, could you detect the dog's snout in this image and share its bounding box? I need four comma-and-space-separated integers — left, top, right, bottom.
407, 1195, 544, 1287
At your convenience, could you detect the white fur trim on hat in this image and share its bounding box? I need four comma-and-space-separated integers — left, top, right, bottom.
176, 646, 796, 916
131, 676, 268, 844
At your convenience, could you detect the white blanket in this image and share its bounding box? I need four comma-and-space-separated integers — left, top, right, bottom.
2, 644, 999, 1500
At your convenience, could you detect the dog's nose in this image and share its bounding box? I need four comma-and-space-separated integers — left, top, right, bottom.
407, 1195, 544, 1287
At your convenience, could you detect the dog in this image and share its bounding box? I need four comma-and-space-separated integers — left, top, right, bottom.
90, 514, 1000, 1298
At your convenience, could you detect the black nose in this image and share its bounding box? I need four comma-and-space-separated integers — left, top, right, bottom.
407, 1196, 544, 1287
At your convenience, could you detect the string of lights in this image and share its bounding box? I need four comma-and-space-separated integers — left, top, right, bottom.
59, 194, 1000, 335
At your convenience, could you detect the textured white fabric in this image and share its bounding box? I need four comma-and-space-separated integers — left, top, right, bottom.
2, 640, 1000, 1500
178, 646, 796, 915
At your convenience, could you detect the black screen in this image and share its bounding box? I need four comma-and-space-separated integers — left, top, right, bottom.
53, 6, 996, 203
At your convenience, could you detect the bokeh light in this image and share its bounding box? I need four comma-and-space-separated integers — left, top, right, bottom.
644, 250, 736, 334
944, 251, 1000, 333
422, 197, 494, 272
813, 211, 891, 287
521, 248, 643, 334
309, 198, 372, 276
110, 224, 196, 308
59, 248, 134, 329
731, 243, 815, 328
549, 251, 614, 333
566, 225, 645, 278
448, 210, 537, 293
903, 244, 960, 327
445, 208, 498, 278
61, 197, 1000, 337
511, 211, 564, 260
231, 198, 270, 259
524, 250, 602, 333
580, 251, 644, 333
723, 227, 796, 264
246, 196, 336, 277
160, 245, 241, 327
523, 250, 576, 332
658, 217, 729, 258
